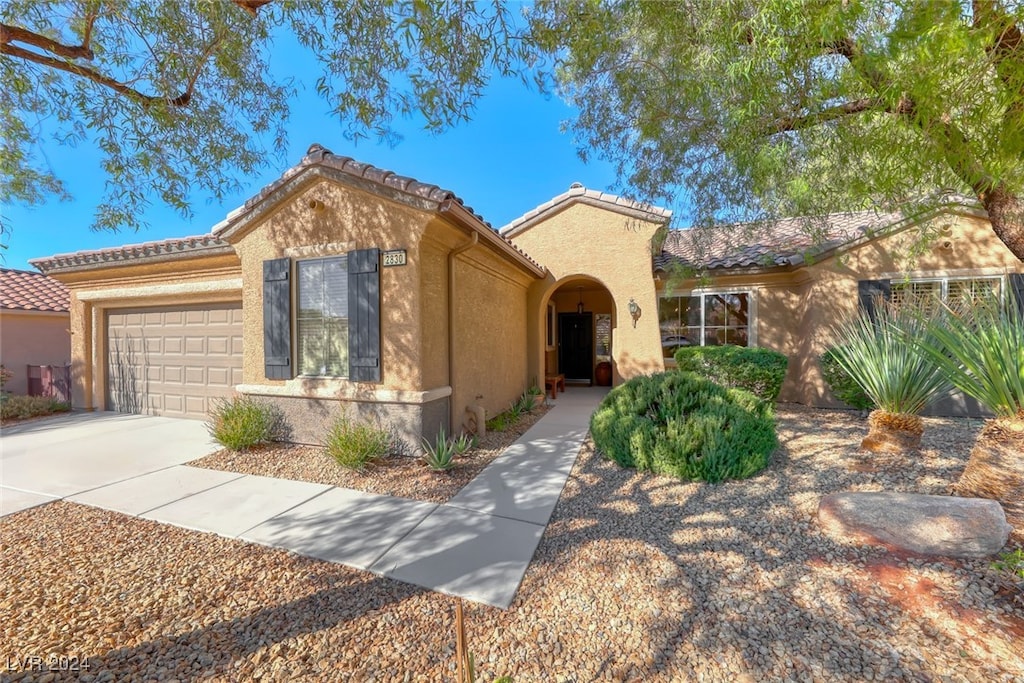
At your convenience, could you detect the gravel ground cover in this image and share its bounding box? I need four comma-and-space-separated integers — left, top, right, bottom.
187, 407, 549, 504
3, 406, 1023, 682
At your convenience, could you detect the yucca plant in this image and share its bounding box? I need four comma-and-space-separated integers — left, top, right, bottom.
916, 296, 1024, 537
828, 298, 951, 452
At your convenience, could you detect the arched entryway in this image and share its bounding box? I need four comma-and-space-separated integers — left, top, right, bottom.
536, 275, 617, 388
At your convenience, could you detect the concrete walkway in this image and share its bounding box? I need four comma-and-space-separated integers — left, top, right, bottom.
0, 387, 606, 608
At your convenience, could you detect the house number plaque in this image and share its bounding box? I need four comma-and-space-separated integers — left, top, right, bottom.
382, 249, 407, 267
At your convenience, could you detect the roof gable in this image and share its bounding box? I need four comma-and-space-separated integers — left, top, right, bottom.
499, 184, 672, 238
0, 267, 70, 312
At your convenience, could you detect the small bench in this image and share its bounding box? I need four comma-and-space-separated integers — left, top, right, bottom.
544, 373, 565, 400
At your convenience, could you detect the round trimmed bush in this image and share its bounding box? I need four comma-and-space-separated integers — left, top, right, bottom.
674, 346, 788, 402
590, 372, 776, 483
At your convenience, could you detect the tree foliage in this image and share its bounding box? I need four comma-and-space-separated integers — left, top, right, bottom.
0, 0, 529, 238
529, 0, 1024, 259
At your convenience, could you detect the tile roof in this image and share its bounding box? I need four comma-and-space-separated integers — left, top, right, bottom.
655, 209, 905, 272
30, 235, 233, 275
0, 267, 70, 312
655, 194, 985, 273
499, 183, 672, 237
213, 143, 545, 273
29, 144, 544, 277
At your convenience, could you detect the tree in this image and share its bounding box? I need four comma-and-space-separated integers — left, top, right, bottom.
529, 0, 1024, 259
0, 0, 528, 239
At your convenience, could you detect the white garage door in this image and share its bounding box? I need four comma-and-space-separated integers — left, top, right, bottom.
106, 303, 244, 420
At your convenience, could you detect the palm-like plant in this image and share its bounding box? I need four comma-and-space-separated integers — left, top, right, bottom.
916, 296, 1024, 538
828, 298, 951, 452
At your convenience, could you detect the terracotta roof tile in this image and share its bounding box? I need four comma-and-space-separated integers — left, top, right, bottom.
218, 143, 545, 273
30, 145, 544, 276
0, 267, 70, 312
30, 235, 234, 275
655, 210, 904, 272
656, 194, 984, 273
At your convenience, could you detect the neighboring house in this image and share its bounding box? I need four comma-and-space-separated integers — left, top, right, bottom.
0, 267, 71, 397
31, 145, 1024, 441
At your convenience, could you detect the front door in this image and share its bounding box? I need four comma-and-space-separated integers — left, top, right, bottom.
558, 312, 593, 383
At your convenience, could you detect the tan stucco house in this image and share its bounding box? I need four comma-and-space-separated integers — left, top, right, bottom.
0, 268, 71, 398
31, 145, 1024, 442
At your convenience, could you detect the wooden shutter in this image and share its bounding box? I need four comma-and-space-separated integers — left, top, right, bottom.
348, 248, 381, 383
1010, 273, 1024, 317
857, 279, 891, 322
263, 258, 292, 380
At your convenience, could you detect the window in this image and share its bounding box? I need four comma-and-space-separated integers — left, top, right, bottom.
891, 276, 1001, 311
296, 256, 349, 376
659, 291, 750, 358
595, 313, 612, 360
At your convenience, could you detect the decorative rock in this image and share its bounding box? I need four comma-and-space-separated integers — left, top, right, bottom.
819, 492, 1011, 557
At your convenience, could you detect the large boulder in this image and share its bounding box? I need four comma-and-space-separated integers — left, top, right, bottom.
818, 492, 1012, 558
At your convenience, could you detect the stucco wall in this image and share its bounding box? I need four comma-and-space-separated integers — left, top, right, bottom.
508, 202, 667, 385
229, 178, 429, 394
448, 238, 533, 432
0, 311, 71, 395
794, 212, 1024, 407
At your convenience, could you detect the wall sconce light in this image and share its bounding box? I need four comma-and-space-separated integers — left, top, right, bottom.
628, 297, 642, 328
576, 286, 585, 314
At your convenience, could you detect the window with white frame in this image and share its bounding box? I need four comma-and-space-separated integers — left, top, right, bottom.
658, 291, 751, 358
296, 256, 349, 376
890, 276, 1002, 311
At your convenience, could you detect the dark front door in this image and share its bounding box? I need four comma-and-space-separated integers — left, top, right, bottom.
558, 312, 593, 383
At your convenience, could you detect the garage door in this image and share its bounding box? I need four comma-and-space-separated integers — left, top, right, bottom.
106, 303, 243, 419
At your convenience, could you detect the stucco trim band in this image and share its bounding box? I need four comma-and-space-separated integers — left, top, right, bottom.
76, 278, 243, 301
235, 383, 453, 405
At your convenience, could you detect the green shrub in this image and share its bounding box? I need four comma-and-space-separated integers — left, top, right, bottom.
820, 347, 874, 411
828, 299, 951, 416
486, 413, 512, 432
674, 346, 788, 401
590, 372, 776, 483
207, 396, 282, 451
991, 548, 1024, 582
325, 414, 391, 470
423, 428, 457, 471
0, 395, 71, 421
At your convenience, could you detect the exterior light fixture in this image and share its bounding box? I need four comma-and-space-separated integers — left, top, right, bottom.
576, 286, 585, 314
628, 297, 642, 328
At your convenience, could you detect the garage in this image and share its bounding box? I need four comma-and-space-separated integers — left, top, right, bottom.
106, 302, 243, 420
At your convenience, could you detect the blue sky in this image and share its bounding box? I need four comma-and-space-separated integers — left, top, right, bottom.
2, 32, 631, 272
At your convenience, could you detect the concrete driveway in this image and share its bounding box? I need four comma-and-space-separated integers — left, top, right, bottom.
1, 412, 220, 517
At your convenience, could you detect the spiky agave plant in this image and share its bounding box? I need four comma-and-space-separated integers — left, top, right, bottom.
828, 298, 951, 452
916, 295, 1024, 537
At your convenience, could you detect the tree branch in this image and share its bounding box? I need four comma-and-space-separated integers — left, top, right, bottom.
972, 0, 1024, 129
972, 0, 1023, 72
0, 22, 94, 60
825, 34, 995, 197
770, 97, 881, 133
0, 28, 225, 109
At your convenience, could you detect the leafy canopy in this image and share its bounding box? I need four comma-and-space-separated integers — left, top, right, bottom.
1, 0, 530, 238
529, 0, 1024, 258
